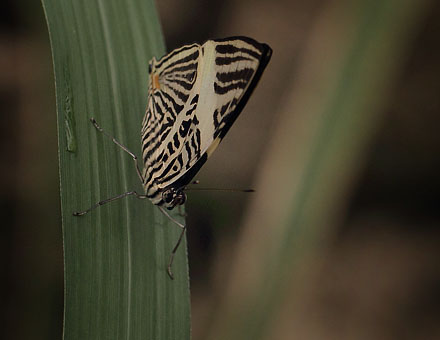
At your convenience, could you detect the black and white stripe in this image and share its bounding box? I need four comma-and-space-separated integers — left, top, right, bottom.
141, 37, 272, 206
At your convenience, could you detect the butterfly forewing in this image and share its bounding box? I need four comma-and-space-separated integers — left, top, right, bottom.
142, 37, 272, 205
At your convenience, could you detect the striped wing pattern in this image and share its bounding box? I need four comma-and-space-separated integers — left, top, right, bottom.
141, 37, 272, 206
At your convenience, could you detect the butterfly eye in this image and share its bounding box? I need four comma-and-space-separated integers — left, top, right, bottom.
148, 62, 153, 74
162, 189, 174, 203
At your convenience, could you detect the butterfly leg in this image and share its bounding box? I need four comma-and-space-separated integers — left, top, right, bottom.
158, 206, 186, 279
73, 191, 147, 216
167, 226, 187, 280
177, 205, 187, 217
90, 118, 144, 184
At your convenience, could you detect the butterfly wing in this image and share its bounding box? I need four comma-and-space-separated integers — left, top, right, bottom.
169, 37, 272, 189
141, 43, 201, 202
142, 37, 272, 204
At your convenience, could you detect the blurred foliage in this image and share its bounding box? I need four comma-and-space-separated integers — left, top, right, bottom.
204, 1, 433, 339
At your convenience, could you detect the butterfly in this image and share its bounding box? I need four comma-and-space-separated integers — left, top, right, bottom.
74, 36, 272, 278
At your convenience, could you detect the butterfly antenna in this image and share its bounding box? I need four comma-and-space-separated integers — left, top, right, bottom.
184, 187, 255, 193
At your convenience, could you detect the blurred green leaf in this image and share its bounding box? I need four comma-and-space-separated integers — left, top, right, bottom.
41, 1, 190, 339
207, 0, 431, 339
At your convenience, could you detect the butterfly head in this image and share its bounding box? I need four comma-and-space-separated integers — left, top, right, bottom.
162, 187, 187, 210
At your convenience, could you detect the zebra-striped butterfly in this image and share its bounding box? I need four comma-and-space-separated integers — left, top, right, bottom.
75, 36, 272, 278
143, 36, 272, 209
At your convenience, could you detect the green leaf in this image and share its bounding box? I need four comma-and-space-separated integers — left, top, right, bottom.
41, 1, 190, 339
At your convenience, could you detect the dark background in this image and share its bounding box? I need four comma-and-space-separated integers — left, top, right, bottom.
1, 0, 439, 339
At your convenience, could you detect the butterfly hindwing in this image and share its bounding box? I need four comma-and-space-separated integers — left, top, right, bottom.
141, 44, 201, 200
142, 37, 272, 204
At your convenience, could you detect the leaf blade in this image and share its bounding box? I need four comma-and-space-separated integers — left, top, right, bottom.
41, 1, 191, 339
